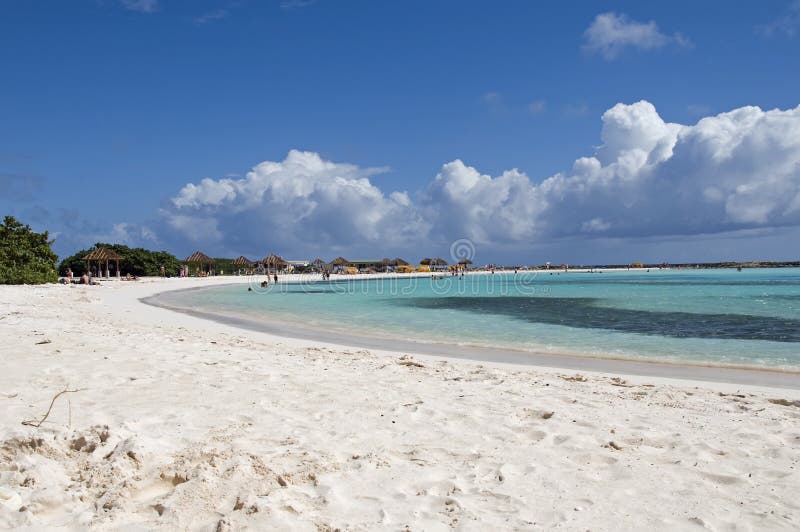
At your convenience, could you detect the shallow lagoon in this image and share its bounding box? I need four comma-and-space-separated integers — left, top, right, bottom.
158, 268, 800, 369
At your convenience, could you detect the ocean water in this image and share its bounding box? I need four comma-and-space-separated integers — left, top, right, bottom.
156, 268, 800, 369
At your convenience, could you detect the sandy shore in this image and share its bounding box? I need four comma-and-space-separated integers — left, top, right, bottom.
1, 277, 799, 530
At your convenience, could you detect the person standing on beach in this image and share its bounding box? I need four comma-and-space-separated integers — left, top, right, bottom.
274, 273, 278, 284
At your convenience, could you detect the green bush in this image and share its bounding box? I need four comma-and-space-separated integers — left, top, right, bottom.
212, 258, 235, 275
59, 243, 182, 277
0, 216, 59, 284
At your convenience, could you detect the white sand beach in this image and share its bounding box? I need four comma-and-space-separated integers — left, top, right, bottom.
1, 277, 799, 530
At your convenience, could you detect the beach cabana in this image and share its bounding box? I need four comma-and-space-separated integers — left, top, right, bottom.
348, 259, 384, 272
431, 257, 448, 271
262, 253, 288, 273
329, 256, 350, 273
83, 247, 123, 279
185, 251, 215, 277
311, 258, 331, 273
231, 256, 255, 267
231, 256, 255, 275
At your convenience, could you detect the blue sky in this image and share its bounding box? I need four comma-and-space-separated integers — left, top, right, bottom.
2, 0, 800, 265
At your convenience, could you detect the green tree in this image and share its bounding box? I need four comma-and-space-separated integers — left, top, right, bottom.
59, 243, 182, 277
0, 216, 59, 284
212, 258, 234, 275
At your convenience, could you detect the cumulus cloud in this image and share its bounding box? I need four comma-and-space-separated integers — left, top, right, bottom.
165, 150, 427, 255
108, 223, 158, 246
583, 12, 691, 59
429, 101, 800, 242
159, 102, 800, 258
422, 161, 546, 243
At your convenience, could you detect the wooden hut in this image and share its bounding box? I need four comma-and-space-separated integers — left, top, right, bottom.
431, 257, 448, 271
231, 256, 255, 267
83, 247, 123, 279
312, 258, 327, 271
185, 251, 215, 276
328, 256, 350, 273
231, 256, 255, 274
262, 253, 288, 273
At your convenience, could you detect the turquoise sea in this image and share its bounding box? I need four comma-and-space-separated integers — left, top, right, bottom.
154, 268, 800, 370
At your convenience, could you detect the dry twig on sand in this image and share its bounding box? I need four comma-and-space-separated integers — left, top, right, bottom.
22, 388, 86, 428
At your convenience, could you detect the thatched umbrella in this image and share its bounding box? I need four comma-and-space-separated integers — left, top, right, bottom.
458, 258, 473, 266
328, 256, 349, 273
84, 247, 123, 279
311, 258, 327, 271
419, 258, 432, 265
394, 258, 409, 266
230, 256, 255, 275
185, 251, 215, 276
231, 256, 254, 266
432, 258, 448, 266
262, 253, 287, 272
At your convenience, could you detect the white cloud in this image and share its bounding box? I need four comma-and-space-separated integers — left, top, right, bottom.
583, 12, 691, 60
120, 0, 158, 13
166, 150, 427, 253
159, 102, 800, 258
109, 223, 158, 245
165, 214, 222, 243
421, 101, 800, 243
581, 218, 611, 233
422, 161, 546, 243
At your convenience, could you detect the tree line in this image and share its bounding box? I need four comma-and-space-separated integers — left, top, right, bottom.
0, 215, 183, 284
58, 243, 181, 277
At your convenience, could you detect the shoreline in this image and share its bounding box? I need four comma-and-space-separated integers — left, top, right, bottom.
143, 278, 800, 390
